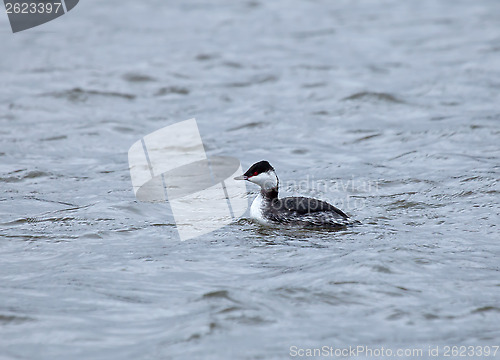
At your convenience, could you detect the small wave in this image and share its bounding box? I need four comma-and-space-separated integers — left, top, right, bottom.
44, 87, 136, 102
0, 314, 35, 325
342, 91, 405, 104
471, 306, 500, 314
227, 121, 267, 131
195, 53, 219, 61
0, 170, 50, 183
201, 290, 234, 301
293, 28, 336, 39
122, 73, 156, 83
225, 75, 278, 88
155, 86, 190, 96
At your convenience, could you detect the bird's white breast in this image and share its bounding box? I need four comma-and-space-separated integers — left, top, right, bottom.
250, 193, 268, 224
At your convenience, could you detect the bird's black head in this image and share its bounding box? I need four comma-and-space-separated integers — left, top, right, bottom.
234, 160, 278, 195
243, 160, 274, 179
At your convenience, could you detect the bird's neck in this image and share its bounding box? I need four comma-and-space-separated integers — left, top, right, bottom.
260, 187, 278, 200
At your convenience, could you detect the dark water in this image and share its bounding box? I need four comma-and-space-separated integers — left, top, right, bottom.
1, 0, 500, 359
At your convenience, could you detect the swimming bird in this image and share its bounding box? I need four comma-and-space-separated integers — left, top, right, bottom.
234, 160, 355, 227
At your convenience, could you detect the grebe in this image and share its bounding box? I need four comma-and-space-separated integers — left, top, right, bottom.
234, 161, 355, 227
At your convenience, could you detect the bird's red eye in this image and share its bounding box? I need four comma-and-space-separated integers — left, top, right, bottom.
253, 171, 258, 176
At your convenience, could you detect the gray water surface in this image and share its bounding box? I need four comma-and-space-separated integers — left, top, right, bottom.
1, 0, 500, 359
